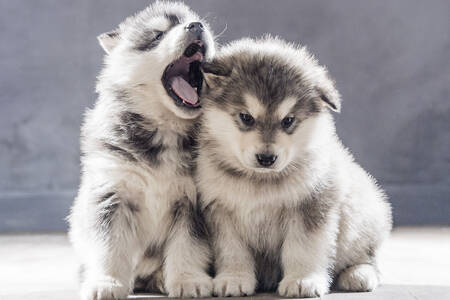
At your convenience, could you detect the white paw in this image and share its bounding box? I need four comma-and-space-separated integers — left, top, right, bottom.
213, 273, 256, 297
278, 274, 329, 298
166, 274, 213, 298
81, 277, 129, 300
337, 264, 379, 292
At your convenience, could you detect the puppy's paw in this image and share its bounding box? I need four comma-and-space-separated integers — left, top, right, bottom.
213, 273, 256, 297
337, 264, 379, 292
166, 273, 213, 298
81, 277, 129, 300
278, 273, 329, 298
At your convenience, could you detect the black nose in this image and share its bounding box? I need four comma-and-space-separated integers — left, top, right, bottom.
256, 153, 277, 167
186, 22, 204, 35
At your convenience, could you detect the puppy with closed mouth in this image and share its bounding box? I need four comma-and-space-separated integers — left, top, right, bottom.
68, 2, 215, 299
197, 37, 392, 298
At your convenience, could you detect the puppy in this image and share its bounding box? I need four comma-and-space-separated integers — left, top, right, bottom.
68, 2, 215, 299
196, 37, 392, 298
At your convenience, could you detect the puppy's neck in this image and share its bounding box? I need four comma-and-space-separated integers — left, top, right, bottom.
99, 81, 195, 136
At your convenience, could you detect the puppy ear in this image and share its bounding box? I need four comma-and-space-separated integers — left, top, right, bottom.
201, 60, 232, 87
97, 30, 120, 54
315, 80, 341, 113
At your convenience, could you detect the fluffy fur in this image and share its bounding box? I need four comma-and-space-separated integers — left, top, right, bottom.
196, 37, 392, 298
68, 2, 216, 299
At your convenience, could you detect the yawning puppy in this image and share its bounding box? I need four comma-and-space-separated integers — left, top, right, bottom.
196, 37, 392, 298
68, 2, 215, 299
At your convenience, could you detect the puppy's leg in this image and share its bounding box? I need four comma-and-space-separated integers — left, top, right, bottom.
77, 187, 145, 300
334, 165, 391, 292
163, 197, 213, 298
208, 207, 257, 297
278, 206, 338, 298
334, 232, 382, 293
133, 256, 165, 294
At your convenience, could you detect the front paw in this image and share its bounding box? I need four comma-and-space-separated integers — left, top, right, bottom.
213, 273, 256, 297
81, 277, 129, 300
166, 273, 213, 298
278, 274, 329, 298
337, 264, 379, 292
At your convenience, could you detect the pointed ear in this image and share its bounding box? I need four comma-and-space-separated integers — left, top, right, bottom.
97, 30, 120, 54
316, 81, 341, 113
201, 60, 232, 87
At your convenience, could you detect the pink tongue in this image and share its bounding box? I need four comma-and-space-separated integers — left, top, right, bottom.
171, 76, 198, 105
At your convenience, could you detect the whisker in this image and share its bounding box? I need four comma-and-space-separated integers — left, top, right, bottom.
214, 23, 228, 41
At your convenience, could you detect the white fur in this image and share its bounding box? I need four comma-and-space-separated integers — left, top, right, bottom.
196, 37, 392, 298
69, 2, 215, 299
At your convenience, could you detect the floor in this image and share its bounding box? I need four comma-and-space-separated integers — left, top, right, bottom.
0, 227, 449, 300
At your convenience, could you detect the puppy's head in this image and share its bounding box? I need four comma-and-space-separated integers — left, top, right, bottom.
200, 37, 341, 177
98, 1, 215, 119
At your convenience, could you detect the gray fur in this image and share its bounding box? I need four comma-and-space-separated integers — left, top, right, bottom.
113, 112, 165, 166
78, 264, 86, 285
144, 242, 163, 259
103, 142, 137, 162
112, 89, 131, 103
203, 54, 324, 115
296, 185, 336, 232
170, 197, 209, 242
165, 14, 181, 26
196, 37, 392, 298
202, 139, 296, 185
125, 201, 140, 214
251, 246, 282, 292
175, 127, 198, 175
207, 149, 288, 184
134, 29, 165, 51
96, 193, 120, 233
68, 2, 216, 299
134, 268, 165, 294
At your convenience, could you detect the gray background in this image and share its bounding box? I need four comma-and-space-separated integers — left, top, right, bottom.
0, 0, 449, 232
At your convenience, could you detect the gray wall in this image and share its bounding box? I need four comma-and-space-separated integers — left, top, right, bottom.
0, 0, 449, 232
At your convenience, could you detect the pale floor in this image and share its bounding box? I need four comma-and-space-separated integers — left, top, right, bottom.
0, 227, 449, 300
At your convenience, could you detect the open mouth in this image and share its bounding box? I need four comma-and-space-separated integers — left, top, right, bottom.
162, 41, 206, 109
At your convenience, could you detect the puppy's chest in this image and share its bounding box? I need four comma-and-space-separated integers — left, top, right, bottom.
149, 129, 195, 171
122, 126, 197, 214
144, 130, 196, 189
138, 133, 196, 233
234, 205, 285, 250
158, 135, 193, 171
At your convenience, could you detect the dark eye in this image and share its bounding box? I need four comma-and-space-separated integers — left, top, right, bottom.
239, 113, 255, 126
281, 116, 295, 129
155, 31, 164, 40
